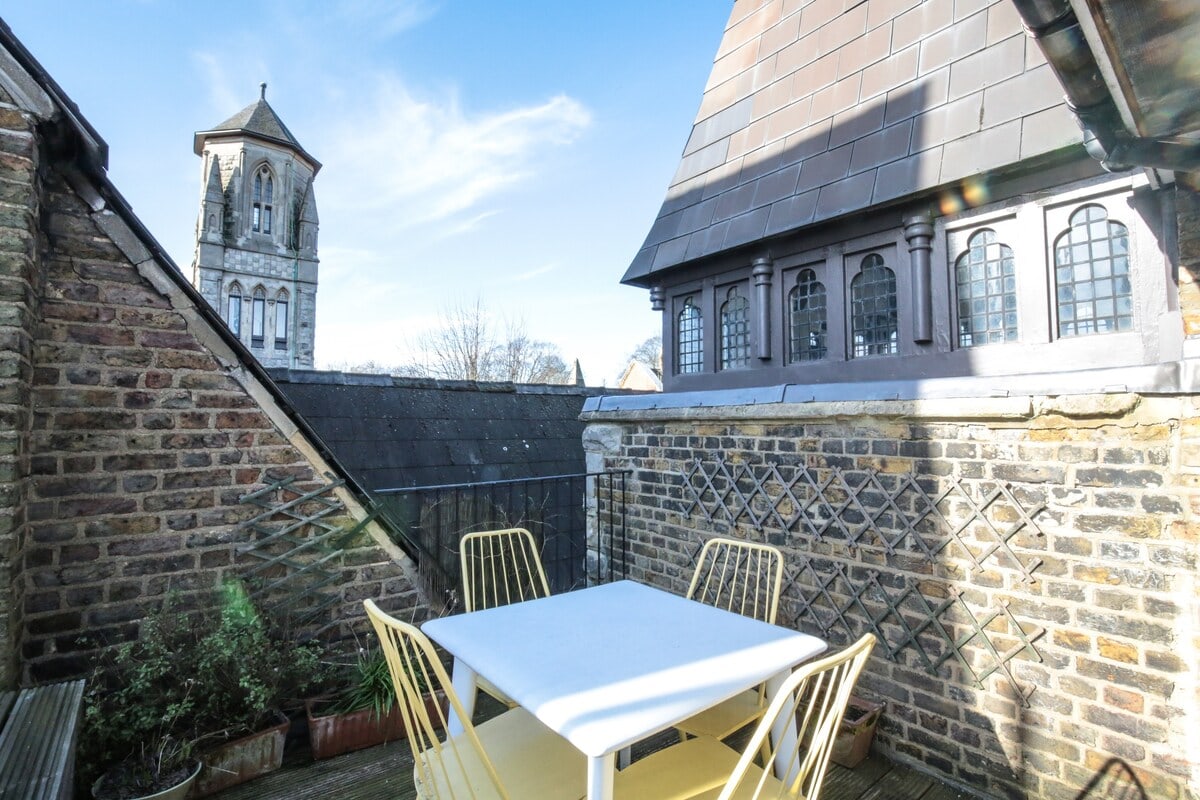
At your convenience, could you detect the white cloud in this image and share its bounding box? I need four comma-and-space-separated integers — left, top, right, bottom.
315, 77, 592, 232
332, 0, 438, 38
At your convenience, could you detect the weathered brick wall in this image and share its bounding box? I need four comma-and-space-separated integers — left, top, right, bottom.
1180, 184, 1200, 338
585, 395, 1199, 799
0, 84, 40, 689
0, 113, 424, 684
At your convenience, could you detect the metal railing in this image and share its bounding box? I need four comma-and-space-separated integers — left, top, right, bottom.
372, 470, 629, 613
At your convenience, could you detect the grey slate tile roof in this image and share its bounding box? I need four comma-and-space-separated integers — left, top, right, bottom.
193, 88, 321, 170
622, 0, 1080, 286
268, 370, 613, 490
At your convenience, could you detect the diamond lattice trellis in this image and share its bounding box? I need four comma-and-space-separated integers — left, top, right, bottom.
680, 459, 1048, 706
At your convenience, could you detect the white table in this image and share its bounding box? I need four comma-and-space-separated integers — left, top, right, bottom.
422, 580, 827, 800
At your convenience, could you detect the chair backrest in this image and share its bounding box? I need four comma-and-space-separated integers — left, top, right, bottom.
719, 633, 877, 800
459, 528, 551, 612
687, 537, 784, 623
363, 599, 508, 799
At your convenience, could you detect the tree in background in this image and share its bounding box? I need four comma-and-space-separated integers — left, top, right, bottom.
628, 335, 663, 375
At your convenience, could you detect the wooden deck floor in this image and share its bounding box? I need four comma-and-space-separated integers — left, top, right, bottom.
214, 729, 978, 800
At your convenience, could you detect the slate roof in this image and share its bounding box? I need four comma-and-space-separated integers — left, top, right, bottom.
623, 0, 1080, 286
193, 86, 321, 170
268, 370, 613, 490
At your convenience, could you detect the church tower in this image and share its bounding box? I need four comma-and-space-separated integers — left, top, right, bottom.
191, 84, 320, 369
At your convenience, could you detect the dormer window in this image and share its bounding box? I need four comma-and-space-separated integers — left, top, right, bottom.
252, 168, 274, 234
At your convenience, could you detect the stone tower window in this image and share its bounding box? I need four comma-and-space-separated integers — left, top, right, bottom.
251, 288, 266, 348
275, 291, 289, 351
227, 283, 243, 338
788, 269, 827, 363
850, 253, 897, 357
1054, 204, 1132, 337
252, 168, 274, 235
719, 286, 750, 370
677, 297, 702, 374
955, 229, 1018, 347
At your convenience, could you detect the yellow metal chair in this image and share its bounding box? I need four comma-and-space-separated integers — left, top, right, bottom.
459, 528, 551, 708
459, 528, 551, 613
363, 599, 586, 800
615, 633, 877, 800
676, 537, 785, 744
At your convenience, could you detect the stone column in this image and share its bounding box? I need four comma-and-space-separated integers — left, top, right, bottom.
752, 257, 772, 360
904, 214, 934, 343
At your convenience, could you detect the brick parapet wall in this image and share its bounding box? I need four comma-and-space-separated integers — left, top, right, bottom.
584, 394, 1199, 799
0, 86, 40, 689
3, 124, 423, 681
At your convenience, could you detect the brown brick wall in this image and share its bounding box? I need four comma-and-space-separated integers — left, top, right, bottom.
585, 395, 1200, 799
0, 100, 425, 685
0, 84, 40, 689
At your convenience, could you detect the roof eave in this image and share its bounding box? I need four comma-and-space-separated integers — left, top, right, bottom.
193, 129, 323, 175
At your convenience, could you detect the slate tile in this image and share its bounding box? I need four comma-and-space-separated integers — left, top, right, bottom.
641, 209, 685, 248
760, 10, 802, 57
729, 118, 770, 160
651, 236, 690, 270
702, 159, 745, 200
939, 119, 1022, 183
685, 219, 733, 261
723, 206, 772, 249
765, 190, 819, 236
981, 63, 1063, 128
752, 76, 797, 121
866, 0, 922, 32
911, 91, 983, 150
817, 3, 868, 52
751, 53, 780, 92
918, 10, 987, 75
791, 51, 839, 99
893, 0, 954, 52
800, 0, 842, 33
850, 118, 915, 173
698, 70, 755, 121
947, 34, 1024, 101
707, 40, 762, 93
679, 196, 720, 235
828, 95, 886, 149
873, 147, 943, 203
861, 44, 920, 101
752, 162, 802, 207
810, 73, 863, 123
986, 0, 1024, 45
737, 138, 789, 184
796, 143, 853, 193
1020, 105, 1081, 159
672, 138, 731, 184
836, 24, 894, 79
686, 97, 754, 156
765, 96, 814, 144
661, 175, 707, 215
714, 182, 760, 223
784, 116, 833, 161
816, 171, 878, 218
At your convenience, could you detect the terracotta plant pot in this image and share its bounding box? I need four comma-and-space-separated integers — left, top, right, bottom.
306, 692, 446, 760
830, 696, 883, 768
193, 715, 289, 797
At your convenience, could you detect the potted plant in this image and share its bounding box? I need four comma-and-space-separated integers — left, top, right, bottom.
80, 579, 330, 799
306, 644, 446, 759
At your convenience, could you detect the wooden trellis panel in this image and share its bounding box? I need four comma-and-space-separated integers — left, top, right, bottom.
237, 475, 357, 634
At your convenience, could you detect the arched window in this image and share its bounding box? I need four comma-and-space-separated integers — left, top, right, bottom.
251, 287, 266, 348
955, 229, 1018, 347
677, 297, 702, 374
850, 253, 897, 357
252, 167, 274, 234
719, 286, 750, 370
788, 269, 827, 362
1054, 204, 1132, 337
274, 291, 289, 351
226, 283, 243, 338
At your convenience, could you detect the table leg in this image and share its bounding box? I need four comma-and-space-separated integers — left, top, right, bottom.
446, 658, 477, 739
766, 669, 797, 780
587, 752, 615, 800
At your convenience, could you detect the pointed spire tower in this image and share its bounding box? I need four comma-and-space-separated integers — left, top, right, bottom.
191, 83, 320, 369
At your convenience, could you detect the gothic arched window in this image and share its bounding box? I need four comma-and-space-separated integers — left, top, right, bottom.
719, 286, 750, 370
251, 287, 266, 348
252, 167, 274, 234
788, 269, 827, 363
227, 283, 243, 338
850, 253, 897, 357
677, 297, 702, 374
955, 229, 1018, 347
274, 291, 289, 351
1054, 204, 1132, 337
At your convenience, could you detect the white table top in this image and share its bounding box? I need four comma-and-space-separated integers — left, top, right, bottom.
422, 579, 827, 758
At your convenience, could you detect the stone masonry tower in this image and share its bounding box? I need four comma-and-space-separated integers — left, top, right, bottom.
191, 84, 319, 368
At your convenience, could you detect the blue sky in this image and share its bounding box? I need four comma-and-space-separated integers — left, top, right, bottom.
5, 1, 730, 384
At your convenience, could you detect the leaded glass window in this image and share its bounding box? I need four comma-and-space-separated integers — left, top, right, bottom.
274, 292, 289, 351
720, 286, 750, 370
955, 229, 1018, 347
1054, 204, 1132, 337
850, 254, 897, 357
251, 288, 265, 348
677, 297, 702, 374
252, 167, 273, 234
788, 269, 827, 362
